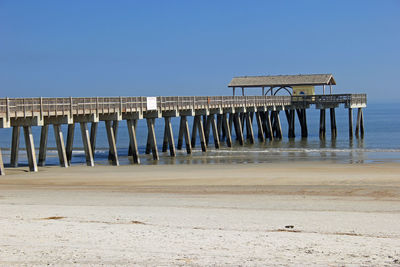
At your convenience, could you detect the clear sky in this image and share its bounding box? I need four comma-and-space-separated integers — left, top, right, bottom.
1, 0, 399, 102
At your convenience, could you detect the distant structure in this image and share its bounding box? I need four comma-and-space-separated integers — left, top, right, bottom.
0, 73, 366, 175
229, 74, 336, 96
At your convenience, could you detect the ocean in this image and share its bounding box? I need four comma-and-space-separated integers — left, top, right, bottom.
1, 103, 399, 167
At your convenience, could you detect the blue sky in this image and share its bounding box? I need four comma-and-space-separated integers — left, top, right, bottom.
0, 0, 399, 102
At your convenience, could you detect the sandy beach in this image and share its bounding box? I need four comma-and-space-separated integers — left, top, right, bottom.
0, 162, 400, 266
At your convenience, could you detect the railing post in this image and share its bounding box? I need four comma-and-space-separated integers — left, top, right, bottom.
6, 97, 10, 122
119, 96, 122, 113
23, 98, 26, 117
62, 98, 65, 116
70, 97, 73, 116
55, 97, 58, 116
96, 97, 99, 116
40, 97, 43, 118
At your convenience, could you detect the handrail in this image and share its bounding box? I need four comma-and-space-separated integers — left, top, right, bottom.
0, 94, 366, 118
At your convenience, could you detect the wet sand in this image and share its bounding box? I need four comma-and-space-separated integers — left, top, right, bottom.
0, 162, 400, 266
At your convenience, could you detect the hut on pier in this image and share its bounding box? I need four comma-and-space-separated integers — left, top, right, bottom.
228, 74, 336, 96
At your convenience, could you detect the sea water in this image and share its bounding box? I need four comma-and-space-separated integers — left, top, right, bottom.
0, 103, 399, 167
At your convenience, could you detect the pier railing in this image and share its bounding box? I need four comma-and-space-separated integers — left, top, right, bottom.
291, 94, 367, 106
0, 94, 366, 119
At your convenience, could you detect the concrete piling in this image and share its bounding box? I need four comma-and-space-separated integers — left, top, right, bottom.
23, 126, 38, 172
53, 124, 68, 168
38, 125, 49, 166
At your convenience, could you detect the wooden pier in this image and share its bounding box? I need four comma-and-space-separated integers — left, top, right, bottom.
0, 93, 366, 175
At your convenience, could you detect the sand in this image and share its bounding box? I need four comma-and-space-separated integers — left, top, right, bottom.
0, 162, 400, 266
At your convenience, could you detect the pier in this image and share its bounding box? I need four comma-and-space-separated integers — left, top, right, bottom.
0, 74, 367, 175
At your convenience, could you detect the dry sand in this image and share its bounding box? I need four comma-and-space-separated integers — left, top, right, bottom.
0, 162, 400, 266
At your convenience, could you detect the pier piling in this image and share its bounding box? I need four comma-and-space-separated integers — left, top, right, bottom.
0, 148, 4, 175
66, 124, 75, 166
222, 113, 232, 147
23, 126, 38, 172
105, 120, 119, 166
10, 126, 20, 167
53, 124, 68, 168
210, 115, 220, 149
164, 117, 176, 156
348, 108, 353, 139
90, 122, 98, 155
233, 113, 244, 145
146, 118, 159, 160
255, 111, 265, 142
108, 120, 119, 160
330, 108, 337, 139
79, 122, 94, 167
38, 125, 49, 166
355, 108, 364, 139
127, 119, 140, 164
319, 109, 326, 139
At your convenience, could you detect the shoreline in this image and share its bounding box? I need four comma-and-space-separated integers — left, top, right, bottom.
1, 162, 400, 265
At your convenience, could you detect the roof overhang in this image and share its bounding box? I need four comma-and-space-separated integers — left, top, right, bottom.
228, 74, 336, 88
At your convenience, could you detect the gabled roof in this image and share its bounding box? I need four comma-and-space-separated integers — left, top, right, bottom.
228, 74, 336, 88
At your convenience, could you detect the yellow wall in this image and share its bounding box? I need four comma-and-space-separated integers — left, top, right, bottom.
292, 85, 315, 95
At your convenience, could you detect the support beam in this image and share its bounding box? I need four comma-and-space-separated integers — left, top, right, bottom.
240, 112, 245, 135
162, 120, 169, 152
273, 111, 283, 139
164, 117, 176, 156
270, 111, 276, 136
145, 128, 151, 154
108, 120, 118, 160
146, 118, 159, 160
182, 116, 192, 154
23, 126, 38, 172
285, 110, 295, 138
261, 111, 273, 140
229, 113, 233, 137
356, 108, 365, 139
53, 124, 68, 168
319, 109, 326, 140
330, 108, 337, 139
217, 114, 223, 141
303, 109, 308, 137
194, 115, 207, 152
38, 125, 49, 166
0, 148, 4, 176
105, 120, 119, 166
66, 124, 75, 166
255, 111, 265, 142
202, 115, 207, 132
233, 113, 244, 145
222, 113, 232, 147
290, 110, 295, 138
90, 122, 98, 155
10, 126, 20, 167
204, 115, 212, 146
296, 109, 308, 138
127, 119, 140, 164
245, 112, 255, 144
177, 116, 184, 150
348, 108, 353, 139
360, 108, 364, 139
79, 122, 94, 167
210, 115, 220, 149
191, 116, 198, 147
266, 111, 273, 140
